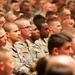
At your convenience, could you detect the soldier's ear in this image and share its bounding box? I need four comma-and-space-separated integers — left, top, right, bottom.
52, 47, 59, 55
6, 32, 10, 38
49, 26, 53, 31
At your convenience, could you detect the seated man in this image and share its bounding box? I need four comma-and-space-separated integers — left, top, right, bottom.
48, 32, 74, 57
47, 17, 62, 35
0, 48, 14, 75
3, 22, 32, 75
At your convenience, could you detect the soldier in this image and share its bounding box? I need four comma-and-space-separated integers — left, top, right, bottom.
15, 18, 34, 71
3, 22, 32, 75
15, 18, 34, 64
26, 24, 45, 63
0, 27, 7, 47
47, 17, 62, 35
61, 26, 75, 57
48, 32, 74, 57
33, 16, 49, 55
15, 18, 45, 63
0, 48, 14, 75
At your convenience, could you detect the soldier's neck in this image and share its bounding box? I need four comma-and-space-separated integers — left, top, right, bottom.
20, 35, 26, 42
7, 39, 15, 47
28, 38, 35, 43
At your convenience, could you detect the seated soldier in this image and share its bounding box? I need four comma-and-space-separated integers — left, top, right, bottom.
0, 48, 14, 75
47, 17, 62, 35
48, 33, 74, 57
3, 22, 32, 75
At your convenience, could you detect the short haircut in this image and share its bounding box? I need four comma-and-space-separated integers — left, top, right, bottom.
33, 15, 46, 30
48, 33, 72, 54
46, 64, 73, 75
15, 18, 30, 28
18, 14, 31, 20
3, 22, 17, 32
46, 11, 57, 18
58, 7, 69, 16
0, 48, 11, 62
34, 20, 46, 30
47, 17, 59, 26
10, 0, 19, 4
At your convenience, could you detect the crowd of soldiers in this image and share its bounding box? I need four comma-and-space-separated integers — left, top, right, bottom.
0, 0, 75, 75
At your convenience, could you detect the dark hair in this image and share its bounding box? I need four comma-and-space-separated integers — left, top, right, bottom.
20, 1, 30, 14
46, 11, 57, 18
33, 15, 46, 29
30, 57, 49, 75
51, 0, 58, 3
46, 64, 73, 75
10, 0, 19, 4
71, 11, 75, 21
48, 33, 72, 54
35, 57, 48, 75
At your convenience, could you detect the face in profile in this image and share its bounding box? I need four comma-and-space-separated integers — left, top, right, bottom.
40, 23, 49, 38
31, 24, 40, 40
20, 20, 32, 39
0, 29, 7, 47
7, 25, 20, 42
57, 42, 74, 57
49, 21, 62, 33
62, 9, 71, 20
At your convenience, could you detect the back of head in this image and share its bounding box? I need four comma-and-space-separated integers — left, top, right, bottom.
48, 33, 72, 54
48, 55, 75, 75
46, 64, 73, 75
31, 56, 50, 75
5, 13, 17, 22
0, 48, 11, 62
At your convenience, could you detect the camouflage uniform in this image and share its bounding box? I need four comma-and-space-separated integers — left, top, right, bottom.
15, 40, 34, 66
26, 39, 45, 63
35, 38, 49, 56
3, 41, 34, 75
